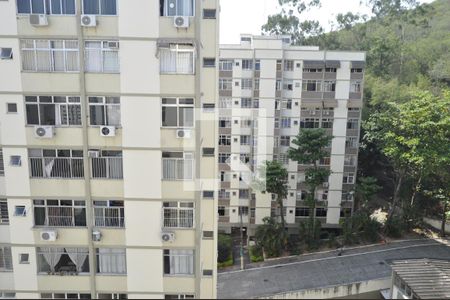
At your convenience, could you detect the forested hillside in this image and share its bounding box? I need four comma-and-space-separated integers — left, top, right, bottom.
263, 0, 450, 236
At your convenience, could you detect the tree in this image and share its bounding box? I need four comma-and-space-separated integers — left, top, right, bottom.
355, 176, 381, 209
288, 128, 332, 237
255, 217, 285, 258
423, 172, 450, 237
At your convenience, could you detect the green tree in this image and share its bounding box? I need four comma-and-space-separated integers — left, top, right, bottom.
355, 176, 382, 209
255, 217, 285, 258
288, 128, 332, 237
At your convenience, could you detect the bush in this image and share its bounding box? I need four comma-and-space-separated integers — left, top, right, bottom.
287, 235, 302, 255
249, 245, 264, 263
255, 217, 285, 258
299, 219, 322, 250
362, 219, 382, 243
384, 216, 405, 238
218, 234, 232, 263
327, 232, 340, 248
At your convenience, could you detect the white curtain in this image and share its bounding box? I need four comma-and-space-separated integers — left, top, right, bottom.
106, 105, 121, 126
42, 247, 64, 272
160, 48, 177, 73
170, 250, 194, 275
85, 42, 102, 72
44, 158, 55, 177
176, 51, 193, 74
103, 50, 119, 73
65, 248, 88, 272
163, 159, 176, 180
98, 248, 126, 274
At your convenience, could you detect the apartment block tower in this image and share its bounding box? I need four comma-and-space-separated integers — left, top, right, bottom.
218, 35, 365, 236
0, 0, 218, 299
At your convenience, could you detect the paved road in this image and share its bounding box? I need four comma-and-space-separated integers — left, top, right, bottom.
218, 239, 450, 299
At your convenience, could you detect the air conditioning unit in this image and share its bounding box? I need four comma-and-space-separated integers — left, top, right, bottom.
29, 14, 48, 27
41, 230, 57, 242
161, 232, 175, 243
88, 150, 100, 158
174, 16, 189, 28
34, 126, 54, 139
81, 15, 97, 27
100, 126, 116, 137
176, 129, 191, 139
323, 182, 329, 188
107, 41, 119, 49
92, 230, 102, 242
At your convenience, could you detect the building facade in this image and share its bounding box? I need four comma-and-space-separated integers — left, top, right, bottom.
0, 0, 219, 298
218, 35, 365, 235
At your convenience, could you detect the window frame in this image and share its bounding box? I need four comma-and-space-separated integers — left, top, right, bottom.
33, 199, 87, 227
161, 98, 195, 128
162, 152, 194, 181
163, 249, 195, 276
82, 0, 118, 15
25, 95, 82, 127
159, 44, 195, 75
88, 96, 121, 127
162, 201, 195, 229
17, 0, 77, 15
84, 40, 120, 73
0, 199, 8, 225
161, 0, 195, 17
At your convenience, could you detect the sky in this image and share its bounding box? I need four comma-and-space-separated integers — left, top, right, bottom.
219, 0, 436, 44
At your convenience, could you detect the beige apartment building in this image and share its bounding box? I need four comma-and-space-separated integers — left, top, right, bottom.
218, 35, 365, 236
0, 0, 219, 299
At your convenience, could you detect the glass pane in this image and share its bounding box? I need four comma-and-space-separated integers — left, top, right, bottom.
90, 105, 105, 125
34, 207, 46, 226
83, 0, 99, 14
17, 0, 32, 13
162, 107, 177, 127
26, 105, 40, 125
39, 104, 56, 125
31, 0, 45, 14
62, 0, 75, 14
100, 0, 116, 15
67, 105, 82, 125
51, 0, 61, 14
179, 107, 193, 127
106, 105, 120, 126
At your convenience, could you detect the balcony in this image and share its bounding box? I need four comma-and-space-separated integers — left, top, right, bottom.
30, 157, 84, 179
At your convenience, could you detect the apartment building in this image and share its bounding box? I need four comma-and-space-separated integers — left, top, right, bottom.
218, 35, 365, 236
0, 0, 218, 299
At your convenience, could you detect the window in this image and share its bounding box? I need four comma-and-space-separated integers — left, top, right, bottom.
239, 189, 249, 199
303, 68, 322, 73
218, 206, 226, 216
19, 253, 29, 264
10, 155, 22, 166
340, 208, 352, 218
93, 200, 124, 227
40, 293, 92, 299
220, 172, 231, 182
241, 98, 252, 108
300, 118, 320, 129
85, 41, 120, 73
219, 135, 231, 146
165, 295, 194, 300
346, 137, 358, 148
37, 247, 89, 274
0, 200, 8, 225
284, 60, 294, 71
203, 58, 215, 68
325, 67, 337, 73
344, 155, 357, 166
219, 98, 232, 109
322, 190, 328, 201
163, 202, 194, 228
218, 153, 230, 164
161, 0, 194, 16
163, 249, 194, 276
25, 96, 81, 126
219, 60, 233, 71
33, 199, 86, 227
302, 80, 322, 92
161, 98, 194, 128
240, 118, 253, 128
17, 0, 76, 15
255, 60, 260, 70
0, 48, 13, 60
83, 0, 117, 15
316, 208, 327, 217
96, 248, 126, 274
162, 152, 194, 180
0, 247, 13, 271
202, 103, 215, 113
21, 39, 79, 72
348, 107, 360, 112
28, 148, 84, 178
219, 117, 231, 128
254, 79, 260, 90
240, 154, 250, 164
219, 79, 232, 90
203, 9, 216, 19
281, 99, 292, 110
342, 191, 354, 202
295, 207, 309, 217
0, 293, 16, 299
242, 59, 253, 70
350, 80, 362, 92
240, 135, 250, 145
276, 60, 282, 71
160, 44, 195, 74
351, 68, 363, 73
283, 80, 293, 91
323, 81, 336, 92
202, 148, 214, 157
319, 157, 330, 165
241, 79, 253, 90
276, 79, 282, 91
7, 103, 17, 113
278, 153, 289, 164
343, 172, 355, 184
238, 207, 249, 216
347, 118, 359, 129
280, 136, 290, 147
281, 118, 291, 128
202, 191, 214, 198
218, 189, 230, 199
321, 118, 333, 129
91, 150, 123, 179
89, 96, 120, 126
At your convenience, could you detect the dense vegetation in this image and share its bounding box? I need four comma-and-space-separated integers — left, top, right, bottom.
256, 0, 450, 256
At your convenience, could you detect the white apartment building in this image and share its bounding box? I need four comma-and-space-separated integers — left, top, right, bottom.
0, 0, 219, 299
218, 35, 365, 236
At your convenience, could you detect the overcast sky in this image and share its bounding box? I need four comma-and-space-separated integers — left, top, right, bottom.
220, 0, 436, 44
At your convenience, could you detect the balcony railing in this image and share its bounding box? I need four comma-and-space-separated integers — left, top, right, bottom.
30, 157, 84, 179
94, 207, 124, 228
91, 157, 123, 179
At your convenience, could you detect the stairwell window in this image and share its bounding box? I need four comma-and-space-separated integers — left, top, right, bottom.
25, 96, 81, 126
89, 96, 121, 126
163, 249, 194, 276
85, 41, 120, 73
33, 199, 86, 227
21, 40, 79, 72
162, 152, 194, 180
83, 0, 117, 15
160, 0, 194, 16
0, 246, 13, 272
96, 248, 126, 274
93, 200, 124, 228
0, 150, 4, 176
160, 44, 195, 74
162, 98, 194, 128
163, 202, 194, 228
17, 0, 76, 15
0, 200, 8, 225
